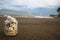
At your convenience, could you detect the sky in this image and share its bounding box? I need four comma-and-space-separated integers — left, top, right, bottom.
0, 0, 60, 16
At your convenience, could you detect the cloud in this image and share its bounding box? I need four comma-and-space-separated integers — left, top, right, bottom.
0, 0, 60, 9
0, 8, 2, 9
10, 0, 60, 8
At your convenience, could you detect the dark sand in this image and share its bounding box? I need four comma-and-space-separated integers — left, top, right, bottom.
0, 17, 60, 40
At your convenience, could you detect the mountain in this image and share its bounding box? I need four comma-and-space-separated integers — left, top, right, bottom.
0, 7, 58, 17
0, 9, 26, 14
32, 7, 57, 16
0, 9, 34, 17
16, 7, 57, 16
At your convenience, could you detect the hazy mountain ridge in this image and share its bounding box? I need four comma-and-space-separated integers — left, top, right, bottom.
32, 7, 57, 16
0, 9, 34, 17
0, 7, 57, 17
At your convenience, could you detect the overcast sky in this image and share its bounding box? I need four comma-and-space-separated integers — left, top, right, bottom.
0, 0, 60, 9
0, 0, 60, 16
